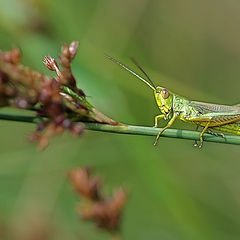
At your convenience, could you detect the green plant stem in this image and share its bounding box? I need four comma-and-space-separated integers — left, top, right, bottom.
0, 112, 240, 145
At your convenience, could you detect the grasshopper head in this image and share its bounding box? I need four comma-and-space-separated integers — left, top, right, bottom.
154, 87, 173, 115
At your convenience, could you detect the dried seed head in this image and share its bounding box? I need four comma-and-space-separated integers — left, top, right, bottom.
69, 167, 127, 232
61, 43, 70, 59
43, 103, 63, 118
79, 188, 127, 230
62, 118, 72, 129
11, 48, 21, 65
69, 41, 78, 60
39, 88, 51, 103
0, 71, 8, 84
39, 135, 49, 150
2, 48, 21, 65
37, 121, 48, 132
71, 123, 84, 136
43, 56, 59, 72
15, 97, 28, 109
69, 168, 101, 201
54, 115, 65, 125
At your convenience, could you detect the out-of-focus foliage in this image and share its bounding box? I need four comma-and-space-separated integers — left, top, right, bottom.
1, 0, 240, 239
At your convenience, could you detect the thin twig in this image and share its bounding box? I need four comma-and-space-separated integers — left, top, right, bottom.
1, 112, 240, 145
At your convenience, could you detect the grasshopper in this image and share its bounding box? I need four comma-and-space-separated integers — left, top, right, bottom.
106, 55, 240, 148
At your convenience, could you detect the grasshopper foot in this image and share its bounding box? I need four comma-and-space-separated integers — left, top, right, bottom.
193, 140, 203, 149
198, 136, 204, 148
198, 142, 203, 149
216, 133, 226, 139
193, 142, 203, 149
193, 140, 198, 147
219, 133, 226, 139
154, 135, 160, 146
207, 129, 225, 138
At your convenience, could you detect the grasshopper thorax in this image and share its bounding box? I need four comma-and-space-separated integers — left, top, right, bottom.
154, 86, 173, 115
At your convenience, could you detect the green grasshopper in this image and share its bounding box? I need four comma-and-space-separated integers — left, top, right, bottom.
106, 55, 240, 148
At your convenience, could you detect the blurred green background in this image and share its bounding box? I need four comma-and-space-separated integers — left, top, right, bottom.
1, 0, 240, 239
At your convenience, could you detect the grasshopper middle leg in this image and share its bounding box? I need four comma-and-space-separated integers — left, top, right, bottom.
193, 125, 200, 147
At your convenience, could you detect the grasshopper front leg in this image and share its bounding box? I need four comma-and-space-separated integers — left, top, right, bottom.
154, 114, 165, 128
154, 114, 177, 146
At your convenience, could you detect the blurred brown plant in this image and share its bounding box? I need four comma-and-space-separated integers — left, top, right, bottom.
69, 168, 127, 233
0, 42, 118, 149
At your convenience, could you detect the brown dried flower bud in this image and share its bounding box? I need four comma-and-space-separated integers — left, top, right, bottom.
11, 48, 21, 65
62, 118, 72, 128
80, 188, 127, 230
15, 97, 28, 109
37, 121, 48, 132
69, 168, 102, 201
1, 48, 21, 65
69, 167, 127, 232
71, 123, 84, 136
43, 56, 59, 72
69, 41, 78, 60
43, 103, 63, 118
61, 43, 70, 59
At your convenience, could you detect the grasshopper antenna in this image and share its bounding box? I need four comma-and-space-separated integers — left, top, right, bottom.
105, 54, 156, 91
130, 57, 156, 89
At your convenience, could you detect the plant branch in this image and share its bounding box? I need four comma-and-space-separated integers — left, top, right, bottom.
1, 113, 240, 145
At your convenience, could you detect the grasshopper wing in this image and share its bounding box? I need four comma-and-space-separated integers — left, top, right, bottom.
185, 101, 240, 126
189, 101, 240, 114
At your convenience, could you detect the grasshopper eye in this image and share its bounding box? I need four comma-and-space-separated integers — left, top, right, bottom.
161, 88, 169, 99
